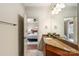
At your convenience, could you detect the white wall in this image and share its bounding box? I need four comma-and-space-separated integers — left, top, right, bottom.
0, 3, 26, 56
25, 5, 77, 42
51, 13, 64, 36
51, 6, 77, 37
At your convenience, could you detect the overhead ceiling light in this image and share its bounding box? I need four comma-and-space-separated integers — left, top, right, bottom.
54, 8, 61, 12
52, 10, 59, 15
52, 11, 55, 15
51, 3, 65, 15
52, 8, 61, 15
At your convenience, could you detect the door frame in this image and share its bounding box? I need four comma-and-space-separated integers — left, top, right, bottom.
18, 15, 24, 56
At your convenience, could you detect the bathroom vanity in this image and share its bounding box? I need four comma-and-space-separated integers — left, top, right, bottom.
41, 35, 79, 56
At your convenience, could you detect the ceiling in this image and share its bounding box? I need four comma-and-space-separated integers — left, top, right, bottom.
23, 3, 77, 7
65, 3, 77, 7
23, 3, 51, 7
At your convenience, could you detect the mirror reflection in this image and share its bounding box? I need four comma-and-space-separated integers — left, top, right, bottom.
64, 17, 77, 44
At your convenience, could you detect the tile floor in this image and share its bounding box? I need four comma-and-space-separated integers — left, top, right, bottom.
25, 49, 43, 56
24, 40, 43, 56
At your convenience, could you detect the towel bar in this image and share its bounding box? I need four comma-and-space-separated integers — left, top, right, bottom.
0, 21, 16, 26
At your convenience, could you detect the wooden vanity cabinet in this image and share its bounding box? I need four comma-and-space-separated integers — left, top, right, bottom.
43, 43, 79, 56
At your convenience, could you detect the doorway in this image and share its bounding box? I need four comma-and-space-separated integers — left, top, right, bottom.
24, 18, 43, 56
24, 18, 38, 55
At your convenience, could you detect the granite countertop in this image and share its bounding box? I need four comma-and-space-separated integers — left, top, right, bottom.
43, 37, 79, 53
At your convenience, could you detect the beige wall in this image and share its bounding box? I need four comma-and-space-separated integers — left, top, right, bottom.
0, 3, 27, 56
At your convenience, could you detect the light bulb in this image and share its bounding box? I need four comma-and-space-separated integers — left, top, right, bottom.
56, 3, 65, 9
52, 11, 55, 14
54, 8, 61, 12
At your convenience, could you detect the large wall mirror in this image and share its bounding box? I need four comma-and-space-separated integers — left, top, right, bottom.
64, 17, 77, 44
